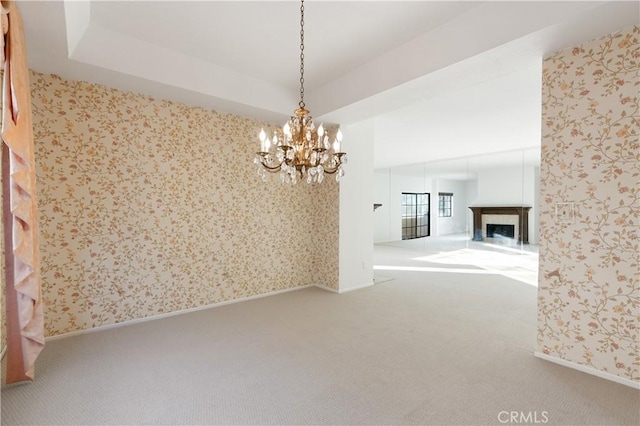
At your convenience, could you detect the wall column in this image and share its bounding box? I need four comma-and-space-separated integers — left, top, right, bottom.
338, 119, 374, 292
537, 26, 639, 387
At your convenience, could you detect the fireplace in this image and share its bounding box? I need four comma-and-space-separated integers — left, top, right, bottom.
469, 206, 531, 244
486, 224, 515, 239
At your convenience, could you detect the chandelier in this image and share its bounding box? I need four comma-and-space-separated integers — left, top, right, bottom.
254, 0, 347, 184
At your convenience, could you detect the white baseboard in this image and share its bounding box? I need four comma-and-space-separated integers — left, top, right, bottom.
315, 282, 374, 294
534, 352, 640, 389
46, 285, 315, 342
337, 281, 374, 294
314, 283, 340, 293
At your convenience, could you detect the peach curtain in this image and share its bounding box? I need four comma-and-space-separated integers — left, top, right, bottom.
1, 0, 44, 383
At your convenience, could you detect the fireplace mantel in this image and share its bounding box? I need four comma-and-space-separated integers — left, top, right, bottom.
469, 206, 532, 244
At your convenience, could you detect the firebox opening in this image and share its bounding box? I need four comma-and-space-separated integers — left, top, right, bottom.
486, 224, 515, 239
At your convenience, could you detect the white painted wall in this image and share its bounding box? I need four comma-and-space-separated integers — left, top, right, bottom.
339, 119, 374, 292
466, 179, 478, 236
428, 177, 439, 237
388, 170, 431, 242
374, 162, 539, 244
436, 178, 469, 236
533, 166, 540, 244
374, 167, 430, 243
374, 169, 390, 243
375, 172, 470, 241
472, 165, 538, 244
473, 166, 534, 205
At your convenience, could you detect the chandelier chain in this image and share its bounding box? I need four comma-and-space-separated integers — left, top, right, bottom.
299, 0, 305, 109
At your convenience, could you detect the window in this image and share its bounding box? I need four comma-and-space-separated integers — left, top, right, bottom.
401, 193, 430, 240
439, 193, 453, 217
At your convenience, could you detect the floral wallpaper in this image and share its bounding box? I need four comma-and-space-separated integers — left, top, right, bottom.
538, 26, 639, 383
1, 157, 4, 352
27, 71, 338, 337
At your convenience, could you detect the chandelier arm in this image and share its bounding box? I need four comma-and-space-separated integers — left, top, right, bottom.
257, 158, 284, 172
320, 163, 343, 174
320, 153, 346, 174
262, 165, 283, 173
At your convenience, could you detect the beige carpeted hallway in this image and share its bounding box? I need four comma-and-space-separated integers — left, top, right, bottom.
2, 243, 638, 425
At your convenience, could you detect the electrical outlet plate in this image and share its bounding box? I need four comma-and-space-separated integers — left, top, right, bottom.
555, 202, 575, 224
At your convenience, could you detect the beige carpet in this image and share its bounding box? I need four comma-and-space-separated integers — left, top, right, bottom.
1, 244, 638, 425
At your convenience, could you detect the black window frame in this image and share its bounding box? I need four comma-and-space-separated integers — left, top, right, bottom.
401, 192, 430, 240
438, 193, 453, 218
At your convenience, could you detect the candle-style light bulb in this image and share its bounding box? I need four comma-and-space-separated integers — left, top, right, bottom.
265, 135, 271, 151
334, 128, 343, 152
259, 128, 266, 151
272, 131, 278, 147
318, 123, 324, 137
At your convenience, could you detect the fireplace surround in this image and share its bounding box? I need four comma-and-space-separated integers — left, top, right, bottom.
469, 206, 531, 244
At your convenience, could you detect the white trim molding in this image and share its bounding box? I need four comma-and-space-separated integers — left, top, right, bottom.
46, 285, 315, 342
337, 281, 374, 294
315, 282, 374, 294
314, 283, 340, 294
535, 352, 640, 389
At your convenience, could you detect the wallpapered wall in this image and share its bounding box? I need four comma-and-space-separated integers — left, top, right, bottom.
1, 157, 4, 351
27, 71, 338, 337
538, 26, 639, 382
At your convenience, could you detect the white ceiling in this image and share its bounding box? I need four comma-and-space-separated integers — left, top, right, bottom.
18, 1, 640, 170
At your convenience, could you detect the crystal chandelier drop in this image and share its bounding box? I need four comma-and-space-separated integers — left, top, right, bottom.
254, 0, 347, 184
